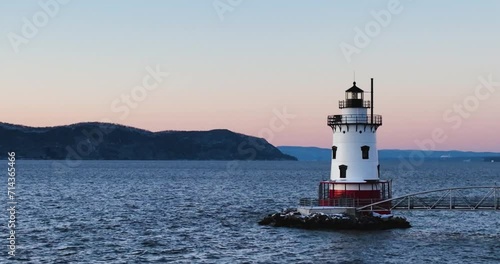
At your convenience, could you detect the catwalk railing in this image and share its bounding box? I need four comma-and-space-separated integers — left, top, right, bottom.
356, 186, 500, 212
299, 198, 387, 208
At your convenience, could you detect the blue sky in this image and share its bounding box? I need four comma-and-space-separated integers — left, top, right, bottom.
1, 0, 499, 151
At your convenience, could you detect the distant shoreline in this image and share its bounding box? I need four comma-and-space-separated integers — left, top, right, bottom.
278, 146, 500, 161
0, 122, 297, 161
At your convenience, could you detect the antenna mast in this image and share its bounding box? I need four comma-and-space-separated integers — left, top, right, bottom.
371, 78, 374, 124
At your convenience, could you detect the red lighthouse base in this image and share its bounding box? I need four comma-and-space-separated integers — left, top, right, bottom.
318, 180, 392, 213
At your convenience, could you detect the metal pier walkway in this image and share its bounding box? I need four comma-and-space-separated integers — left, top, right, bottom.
357, 186, 500, 212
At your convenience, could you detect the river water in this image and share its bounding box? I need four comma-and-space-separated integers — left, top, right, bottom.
2, 160, 499, 263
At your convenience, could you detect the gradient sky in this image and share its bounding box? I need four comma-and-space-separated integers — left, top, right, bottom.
1, 0, 499, 151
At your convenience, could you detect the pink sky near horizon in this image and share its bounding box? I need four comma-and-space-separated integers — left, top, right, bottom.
1, 1, 499, 152
4, 74, 499, 152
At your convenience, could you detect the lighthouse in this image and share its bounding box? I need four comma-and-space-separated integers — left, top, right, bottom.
299, 78, 392, 215
259, 78, 412, 229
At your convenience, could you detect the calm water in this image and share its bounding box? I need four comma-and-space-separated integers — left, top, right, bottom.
2, 160, 499, 263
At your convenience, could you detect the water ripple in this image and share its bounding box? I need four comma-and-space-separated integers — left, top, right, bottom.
2, 160, 499, 263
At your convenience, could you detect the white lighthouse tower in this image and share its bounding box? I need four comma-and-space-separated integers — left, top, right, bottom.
299, 78, 391, 215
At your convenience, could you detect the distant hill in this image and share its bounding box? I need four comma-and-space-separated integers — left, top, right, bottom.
0, 122, 296, 161
278, 146, 500, 161
278, 146, 331, 161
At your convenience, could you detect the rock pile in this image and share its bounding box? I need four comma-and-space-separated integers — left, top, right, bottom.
258, 209, 411, 230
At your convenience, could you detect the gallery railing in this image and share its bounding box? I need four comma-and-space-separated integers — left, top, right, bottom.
327, 114, 382, 126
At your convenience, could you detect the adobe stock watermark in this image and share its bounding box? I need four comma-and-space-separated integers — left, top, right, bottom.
7, 0, 71, 54
213, 0, 244, 21
222, 107, 296, 176
51, 65, 170, 173
339, 0, 408, 63
397, 73, 499, 172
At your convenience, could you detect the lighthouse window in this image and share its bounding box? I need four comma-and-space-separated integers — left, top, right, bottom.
339, 165, 347, 179
361, 145, 370, 159
331, 146, 338, 159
